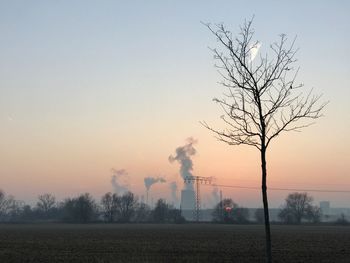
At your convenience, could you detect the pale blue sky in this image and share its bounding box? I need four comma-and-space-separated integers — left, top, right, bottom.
1, 1, 349, 124
1, 1, 350, 207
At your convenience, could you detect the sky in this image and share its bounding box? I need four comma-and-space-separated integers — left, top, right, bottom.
1, 0, 350, 208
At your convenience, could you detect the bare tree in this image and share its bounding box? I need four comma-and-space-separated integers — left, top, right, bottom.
101, 192, 118, 222
115, 191, 138, 223
61, 193, 97, 223
306, 204, 322, 223
202, 19, 327, 262
0, 190, 24, 222
279, 192, 321, 224
153, 199, 169, 223
0, 190, 6, 218
36, 193, 56, 218
134, 202, 151, 223
152, 199, 184, 223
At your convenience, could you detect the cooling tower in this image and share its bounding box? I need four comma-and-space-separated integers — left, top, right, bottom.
180, 189, 195, 210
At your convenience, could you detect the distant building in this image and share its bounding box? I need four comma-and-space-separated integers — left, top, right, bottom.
319, 201, 350, 222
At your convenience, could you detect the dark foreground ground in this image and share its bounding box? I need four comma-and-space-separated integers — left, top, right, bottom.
0, 224, 349, 263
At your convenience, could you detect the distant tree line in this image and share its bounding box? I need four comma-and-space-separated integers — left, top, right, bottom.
0, 189, 348, 225
0, 189, 184, 224
212, 193, 348, 225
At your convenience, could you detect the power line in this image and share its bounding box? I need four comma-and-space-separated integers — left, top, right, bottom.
184, 176, 213, 222
205, 184, 350, 193
269, 187, 350, 193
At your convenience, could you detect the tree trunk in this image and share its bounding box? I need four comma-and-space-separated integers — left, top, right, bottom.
261, 147, 272, 263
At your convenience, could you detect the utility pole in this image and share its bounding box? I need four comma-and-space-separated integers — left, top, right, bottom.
184, 176, 212, 222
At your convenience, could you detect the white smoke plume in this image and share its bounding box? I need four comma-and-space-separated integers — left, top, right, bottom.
168, 137, 197, 190
211, 185, 220, 208
111, 168, 129, 194
144, 176, 166, 191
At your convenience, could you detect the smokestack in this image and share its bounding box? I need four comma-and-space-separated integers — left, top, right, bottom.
168, 137, 197, 190
144, 176, 166, 205
144, 176, 166, 191
111, 168, 129, 194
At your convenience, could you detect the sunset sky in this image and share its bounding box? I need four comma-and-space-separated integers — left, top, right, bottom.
1, 1, 349, 208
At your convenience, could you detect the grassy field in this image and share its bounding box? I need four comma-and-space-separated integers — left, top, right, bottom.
0, 224, 349, 262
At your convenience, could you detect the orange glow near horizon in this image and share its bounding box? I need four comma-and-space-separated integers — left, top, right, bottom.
1, 124, 349, 208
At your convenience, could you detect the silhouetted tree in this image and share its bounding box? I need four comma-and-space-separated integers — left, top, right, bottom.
306, 205, 322, 223
153, 199, 169, 223
0, 190, 8, 220
152, 199, 184, 223
61, 193, 97, 223
115, 191, 137, 223
168, 208, 186, 224
279, 192, 320, 224
8, 199, 25, 221
19, 205, 35, 221
101, 192, 118, 222
203, 19, 327, 262
36, 193, 56, 219
0, 190, 24, 222
134, 202, 151, 223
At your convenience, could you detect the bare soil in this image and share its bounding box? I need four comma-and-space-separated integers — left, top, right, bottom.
0, 224, 349, 262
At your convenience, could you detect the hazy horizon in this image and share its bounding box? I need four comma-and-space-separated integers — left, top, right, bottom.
1, 1, 350, 208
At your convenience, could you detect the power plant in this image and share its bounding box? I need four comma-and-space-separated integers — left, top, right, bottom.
169, 138, 216, 221
180, 189, 195, 210
182, 176, 213, 221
